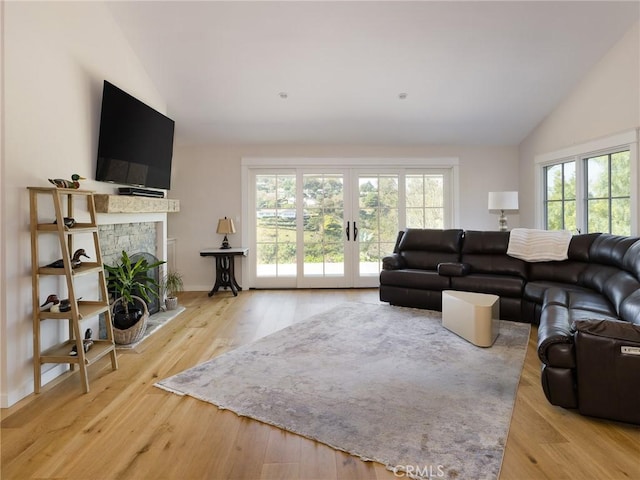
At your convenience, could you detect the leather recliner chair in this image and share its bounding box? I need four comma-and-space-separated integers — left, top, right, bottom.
573, 320, 640, 424
537, 236, 640, 424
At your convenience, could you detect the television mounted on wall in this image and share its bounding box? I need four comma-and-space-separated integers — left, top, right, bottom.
96, 80, 175, 190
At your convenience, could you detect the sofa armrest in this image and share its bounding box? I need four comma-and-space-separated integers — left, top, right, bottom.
437, 262, 470, 277
537, 311, 574, 365
382, 253, 406, 270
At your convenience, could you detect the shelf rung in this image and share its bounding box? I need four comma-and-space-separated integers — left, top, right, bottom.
40, 340, 116, 365
36, 223, 97, 233
39, 301, 110, 320
38, 263, 103, 276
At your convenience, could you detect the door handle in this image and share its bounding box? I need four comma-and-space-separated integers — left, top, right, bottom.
353, 221, 358, 241
346, 222, 350, 241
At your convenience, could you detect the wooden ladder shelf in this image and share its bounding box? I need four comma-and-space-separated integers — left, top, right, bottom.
28, 187, 118, 394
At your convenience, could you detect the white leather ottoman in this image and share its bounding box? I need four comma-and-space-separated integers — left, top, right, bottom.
442, 290, 500, 347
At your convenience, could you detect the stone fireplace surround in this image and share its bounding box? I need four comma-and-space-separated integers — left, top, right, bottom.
93, 194, 180, 335
94, 194, 177, 277
96, 211, 168, 276
99, 224, 161, 315
96, 211, 170, 338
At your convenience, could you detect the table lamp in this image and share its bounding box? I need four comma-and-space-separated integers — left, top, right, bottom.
216, 217, 236, 249
488, 191, 518, 232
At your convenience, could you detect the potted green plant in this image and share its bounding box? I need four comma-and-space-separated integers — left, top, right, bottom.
161, 270, 184, 311
104, 251, 165, 344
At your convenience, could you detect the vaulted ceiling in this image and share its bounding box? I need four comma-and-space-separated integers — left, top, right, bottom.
107, 1, 639, 146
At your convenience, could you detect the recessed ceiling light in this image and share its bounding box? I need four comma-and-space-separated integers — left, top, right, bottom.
398, 93, 408, 100
279, 92, 288, 99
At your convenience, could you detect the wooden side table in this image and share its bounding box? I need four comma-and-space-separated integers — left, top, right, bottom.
200, 248, 249, 297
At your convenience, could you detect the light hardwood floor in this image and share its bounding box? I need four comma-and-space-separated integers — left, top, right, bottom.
2, 289, 639, 480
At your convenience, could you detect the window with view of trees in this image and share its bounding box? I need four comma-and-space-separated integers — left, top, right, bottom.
406, 173, 445, 229
586, 150, 631, 235
542, 148, 632, 235
255, 173, 297, 277
544, 160, 576, 231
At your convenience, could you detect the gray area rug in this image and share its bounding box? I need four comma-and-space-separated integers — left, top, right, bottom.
156, 303, 530, 480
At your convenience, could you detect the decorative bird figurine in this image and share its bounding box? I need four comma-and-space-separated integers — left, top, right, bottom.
48, 174, 85, 189
44, 248, 90, 269
70, 329, 93, 356
40, 294, 60, 311
40, 294, 77, 312
53, 217, 76, 228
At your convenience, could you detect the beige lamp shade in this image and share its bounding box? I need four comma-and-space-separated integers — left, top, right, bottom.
216, 217, 236, 235
216, 217, 236, 249
488, 191, 519, 211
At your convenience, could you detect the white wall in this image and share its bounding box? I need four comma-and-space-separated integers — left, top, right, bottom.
518, 21, 640, 227
169, 144, 519, 291
1, 2, 167, 407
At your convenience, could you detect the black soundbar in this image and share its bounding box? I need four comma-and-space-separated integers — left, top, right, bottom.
118, 187, 165, 198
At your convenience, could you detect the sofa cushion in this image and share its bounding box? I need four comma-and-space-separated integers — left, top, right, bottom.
589, 234, 640, 268
398, 228, 463, 252
380, 269, 451, 290
527, 261, 586, 284
462, 230, 510, 254
461, 231, 527, 277
401, 251, 460, 270
622, 239, 640, 279
579, 264, 622, 293
461, 254, 528, 277
398, 229, 463, 270
524, 281, 592, 304
602, 270, 640, 317
526, 233, 598, 282
619, 290, 640, 325
543, 288, 617, 318
451, 274, 524, 298
567, 233, 600, 262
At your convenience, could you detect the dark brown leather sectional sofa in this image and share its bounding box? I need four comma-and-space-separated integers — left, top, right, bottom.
380, 228, 640, 424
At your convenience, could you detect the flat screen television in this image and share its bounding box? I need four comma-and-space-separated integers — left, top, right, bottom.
96, 80, 175, 190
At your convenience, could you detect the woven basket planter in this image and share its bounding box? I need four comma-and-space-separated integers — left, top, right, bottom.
165, 296, 179, 311
112, 295, 149, 345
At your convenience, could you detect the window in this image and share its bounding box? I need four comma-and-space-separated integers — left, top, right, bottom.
406, 173, 445, 228
255, 173, 297, 277
586, 150, 631, 235
537, 130, 637, 235
543, 161, 576, 231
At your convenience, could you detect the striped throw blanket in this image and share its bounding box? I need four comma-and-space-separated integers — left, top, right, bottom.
507, 228, 572, 262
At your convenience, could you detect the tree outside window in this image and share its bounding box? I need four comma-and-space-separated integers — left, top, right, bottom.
544, 161, 576, 231
586, 150, 631, 235
543, 149, 631, 235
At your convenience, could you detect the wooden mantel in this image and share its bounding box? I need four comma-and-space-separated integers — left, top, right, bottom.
94, 194, 180, 214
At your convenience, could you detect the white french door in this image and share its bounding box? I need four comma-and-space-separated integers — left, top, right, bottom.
299, 170, 349, 288
245, 159, 457, 289
351, 171, 401, 287
298, 170, 402, 288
